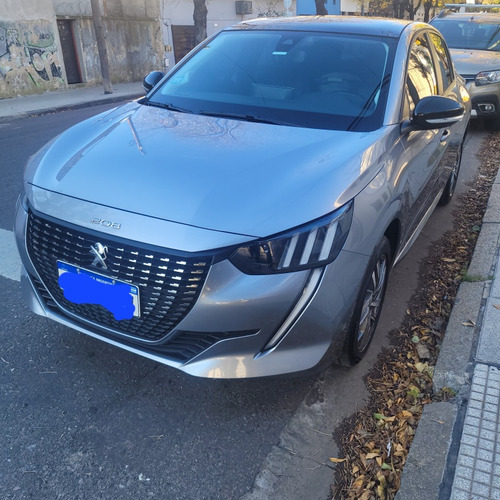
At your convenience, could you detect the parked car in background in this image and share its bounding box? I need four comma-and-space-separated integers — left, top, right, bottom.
15, 17, 470, 379
430, 6, 500, 127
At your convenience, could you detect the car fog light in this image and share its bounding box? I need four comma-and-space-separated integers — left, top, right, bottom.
478, 103, 496, 113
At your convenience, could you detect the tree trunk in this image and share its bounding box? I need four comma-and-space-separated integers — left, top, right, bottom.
406, 0, 423, 20
315, 0, 328, 15
90, 0, 113, 94
393, 0, 406, 19
423, 0, 433, 22
193, 0, 208, 46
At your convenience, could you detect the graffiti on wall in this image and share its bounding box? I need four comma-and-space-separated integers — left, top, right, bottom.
0, 21, 65, 96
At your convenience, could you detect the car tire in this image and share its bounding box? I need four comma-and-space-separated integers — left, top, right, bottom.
438, 137, 463, 206
348, 236, 392, 365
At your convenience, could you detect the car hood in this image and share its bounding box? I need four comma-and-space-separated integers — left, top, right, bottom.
26, 102, 389, 238
450, 48, 500, 76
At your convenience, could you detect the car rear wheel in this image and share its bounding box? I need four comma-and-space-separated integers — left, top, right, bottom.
438, 137, 463, 206
348, 236, 391, 364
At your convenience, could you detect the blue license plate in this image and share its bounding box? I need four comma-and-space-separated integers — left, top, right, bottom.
57, 261, 140, 320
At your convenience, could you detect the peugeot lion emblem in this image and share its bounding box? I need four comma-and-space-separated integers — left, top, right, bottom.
90, 243, 108, 269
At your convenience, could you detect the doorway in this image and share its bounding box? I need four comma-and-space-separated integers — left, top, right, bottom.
57, 19, 82, 84
171, 25, 196, 64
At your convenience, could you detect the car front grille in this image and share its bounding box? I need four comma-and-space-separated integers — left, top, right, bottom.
31, 274, 258, 362
26, 211, 212, 344
462, 74, 476, 85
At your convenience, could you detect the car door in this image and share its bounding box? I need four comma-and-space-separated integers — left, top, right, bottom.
428, 30, 466, 187
397, 31, 455, 248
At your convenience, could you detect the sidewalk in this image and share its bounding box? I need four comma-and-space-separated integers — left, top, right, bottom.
0, 81, 144, 122
397, 166, 500, 498
1, 83, 499, 499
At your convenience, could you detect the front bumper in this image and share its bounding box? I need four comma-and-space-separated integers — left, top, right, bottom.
14, 199, 368, 379
466, 80, 500, 119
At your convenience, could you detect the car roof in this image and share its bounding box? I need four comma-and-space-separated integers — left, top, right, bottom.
433, 10, 500, 23
225, 15, 413, 38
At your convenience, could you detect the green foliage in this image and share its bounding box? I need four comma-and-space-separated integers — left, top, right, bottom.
366, 0, 445, 20
367, 0, 393, 16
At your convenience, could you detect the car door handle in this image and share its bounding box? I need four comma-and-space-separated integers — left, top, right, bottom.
440, 129, 451, 142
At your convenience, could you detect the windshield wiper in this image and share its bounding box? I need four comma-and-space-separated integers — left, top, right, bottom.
145, 101, 193, 114
198, 110, 280, 125
347, 74, 391, 132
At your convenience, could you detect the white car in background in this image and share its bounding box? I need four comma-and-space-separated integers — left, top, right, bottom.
431, 6, 500, 128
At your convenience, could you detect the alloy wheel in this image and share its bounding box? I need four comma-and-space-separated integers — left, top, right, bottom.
356, 254, 388, 353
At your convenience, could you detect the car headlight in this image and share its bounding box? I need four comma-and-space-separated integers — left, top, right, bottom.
475, 70, 500, 86
230, 202, 353, 275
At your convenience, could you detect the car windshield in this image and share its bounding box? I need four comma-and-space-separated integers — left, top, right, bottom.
431, 18, 500, 51
147, 30, 396, 132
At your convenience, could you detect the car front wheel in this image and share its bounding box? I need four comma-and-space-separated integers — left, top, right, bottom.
348, 236, 392, 364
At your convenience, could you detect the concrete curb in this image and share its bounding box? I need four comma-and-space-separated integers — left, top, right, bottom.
241, 370, 349, 500
396, 402, 458, 499
397, 163, 500, 499
432, 281, 485, 393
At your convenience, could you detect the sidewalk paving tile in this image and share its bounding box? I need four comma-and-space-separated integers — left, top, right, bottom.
450, 364, 500, 500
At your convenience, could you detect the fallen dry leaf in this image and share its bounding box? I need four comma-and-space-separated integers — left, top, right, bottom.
416, 343, 431, 360
462, 320, 476, 327
415, 362, 427, 373
332, 131, 500, 500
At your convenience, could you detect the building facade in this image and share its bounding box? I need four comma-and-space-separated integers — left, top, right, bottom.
1, 0, 366, 99
1, 0, 164, 98
1, 0, 66, 97
160, 0, 299, 68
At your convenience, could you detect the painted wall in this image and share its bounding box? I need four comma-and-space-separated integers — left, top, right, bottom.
161, 0, 297, 67
162, 0, 296, 27
72, 17, 164, 86
55, 0, 164, 87
0, 0, 65, 97
296, 0, 341, 15
0, 0, 164, 98
341, 0, 363, 14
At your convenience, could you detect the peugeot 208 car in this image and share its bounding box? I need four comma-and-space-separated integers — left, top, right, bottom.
15, 17, 470, 378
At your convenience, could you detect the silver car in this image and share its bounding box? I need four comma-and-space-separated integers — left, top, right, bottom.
430, 8, 500, 127
15, 17, 470, 378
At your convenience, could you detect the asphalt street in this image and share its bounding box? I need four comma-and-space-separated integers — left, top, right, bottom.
0, 103, 486, 499
0, 105, 312, 499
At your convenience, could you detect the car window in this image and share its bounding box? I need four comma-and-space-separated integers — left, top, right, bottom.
431, 19, 500, 51
429, 32, 454, 90
148, 30, 397, 132
402, 35, 438, 120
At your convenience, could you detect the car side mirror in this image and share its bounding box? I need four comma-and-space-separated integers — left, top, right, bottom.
143, 71, 165, 94
410, 95, 465, 130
